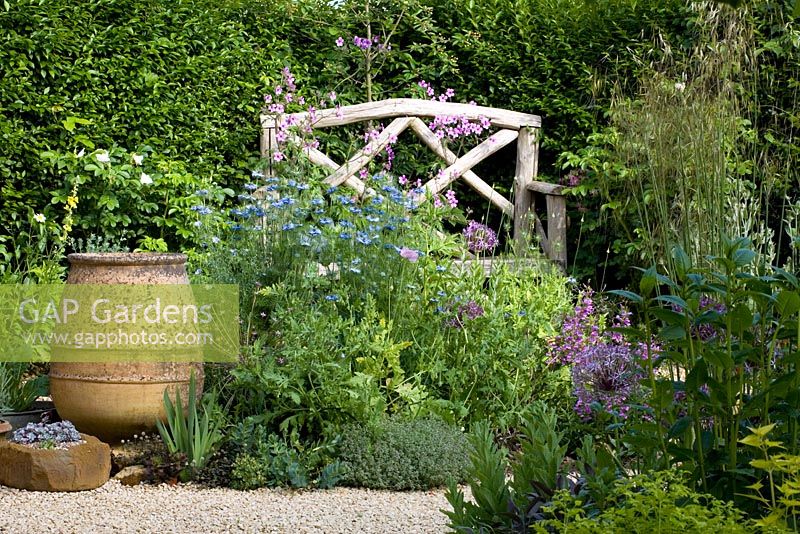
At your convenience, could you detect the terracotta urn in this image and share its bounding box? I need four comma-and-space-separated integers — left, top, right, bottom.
49, 253, 203, 442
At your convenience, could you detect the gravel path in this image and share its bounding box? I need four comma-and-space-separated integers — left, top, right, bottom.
0, 480, 455, 533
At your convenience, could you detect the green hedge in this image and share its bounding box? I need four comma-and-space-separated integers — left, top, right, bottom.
0, 0, 283, 248
0, 0, 711, 266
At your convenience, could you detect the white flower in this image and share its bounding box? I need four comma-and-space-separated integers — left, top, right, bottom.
140, 172, 153, 185
76, 148, 85, 158
33, 213, 46, 223
674, 82, 686, 92
95, 150, 110, 163
132, 154, 144, 166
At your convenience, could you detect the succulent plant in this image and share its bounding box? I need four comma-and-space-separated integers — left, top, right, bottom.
10, 420, 81, 446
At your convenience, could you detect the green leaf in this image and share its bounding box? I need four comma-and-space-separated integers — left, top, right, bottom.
61, 116, 92, 132
639, 266, 659, 297
751, 459, 777, 470
608, 290, 643, 305
668, 416, 693, 438
732, 247, 757, 267
671, 245, 691, 278
660, 324, 686, 340
776, 290, 800, 317
656, 295, 689, 311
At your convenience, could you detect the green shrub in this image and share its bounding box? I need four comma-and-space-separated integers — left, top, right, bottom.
337, 417, 471, 490
42, 146, 233, 252
228, 423, 345, 490
445, 402, 582, 533
537, 471, 750, 534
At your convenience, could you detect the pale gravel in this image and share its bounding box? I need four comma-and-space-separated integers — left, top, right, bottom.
0, 480, 456, 534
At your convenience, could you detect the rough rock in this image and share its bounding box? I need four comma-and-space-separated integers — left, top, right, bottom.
114, 465, 148, 486
0, 434, 111, 491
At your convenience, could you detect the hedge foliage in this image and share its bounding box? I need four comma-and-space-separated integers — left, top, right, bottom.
2, 0, 796, 272
0, 0, 281, 249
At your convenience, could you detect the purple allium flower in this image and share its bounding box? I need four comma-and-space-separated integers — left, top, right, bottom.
463, 220, 498, 253
572, 343, 642, 420
444, 300, 485, 329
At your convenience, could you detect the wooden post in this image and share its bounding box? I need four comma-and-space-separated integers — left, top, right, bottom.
513, 127, 539, 255
261, 126, 278, 178
546, 194, 567, 269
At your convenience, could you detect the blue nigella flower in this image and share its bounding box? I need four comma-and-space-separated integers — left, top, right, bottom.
244, 183, 258, 191
251, 170, 264, 178
319, 217, 333, 225
436, 265, 447, 272
195, 189, 209, 197
191, 205, 212, 215
356, 232, 372, 245
339, 232, 352, 240
325, 294, 340, 301
282, 223, 299, 231
296, 183, 310, 191
308, 227, 322, 236
311, 198, 324, 206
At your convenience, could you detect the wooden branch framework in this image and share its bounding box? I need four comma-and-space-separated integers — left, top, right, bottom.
260, 98, 567, 268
